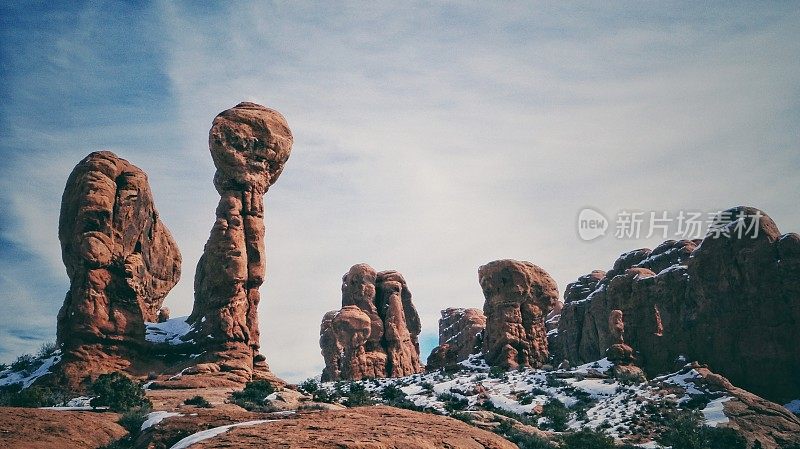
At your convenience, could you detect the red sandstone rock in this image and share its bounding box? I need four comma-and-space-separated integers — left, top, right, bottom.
188, 102, 292, 384
320, 264, 422, 380
56, 151, 181, 387
558, 207, 800, 403
426, 308, 486, 370
479, 259, 559, 369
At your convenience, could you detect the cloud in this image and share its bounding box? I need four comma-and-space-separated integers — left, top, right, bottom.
1, 2, 798, 381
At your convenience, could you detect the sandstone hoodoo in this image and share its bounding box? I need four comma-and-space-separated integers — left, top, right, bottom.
56, 151, 181, 387
557, 206, 800, 403
426, 307, 486, 370
187, 102, 292, 383
479, 259, 559, 370
320, 264, 423, 381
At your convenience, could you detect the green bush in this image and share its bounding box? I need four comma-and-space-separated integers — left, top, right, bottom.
344, 382, 372, 407
437, 392, 469, 412
36, 342, 58, 359
489, 366, 507, 379
90, 372, 151, 412
118, 406, 152, 434
541, 398, 569, 432
0, 383, 66, 407
184, 395, 212, 408
10, 354, 36, 374
381, 384, 406, 401
657, 409, 747, 449
561, 429, 615, 449
230, 380, 276, 410
299, 378, 319, 394
501, 428, 555, 449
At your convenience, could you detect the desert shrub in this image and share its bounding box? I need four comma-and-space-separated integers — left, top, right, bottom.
36, 342, 58, 359
0, 383, 66, 407
450, 411, 473, 423
437, 392, 468, 412
230, 380, 275, 410
10, 354, 36, 374
540, 398, 569, 431
657, 409, 747, 449
489, 366, 507, 379
299, 378, 318, 394
118, 406, 152, 434
312, 388, 339, 403
381, 384, 406, 401
184, 395, 212, 408
344, 382, 372, 407
499, 426, 555, 449
90, 372, 151, 412
420, 381, 434, 393
545, 374, 567, 388
560, 429, 615, 449
683, 395, 711, 410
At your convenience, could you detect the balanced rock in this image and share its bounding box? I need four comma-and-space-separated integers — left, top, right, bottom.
56, 151, 181, 387
426, 308, 486, 370
187, 102, 292, 383
558, 207, 800, 403
479, 259, 559, 369
320, 264, 422, 381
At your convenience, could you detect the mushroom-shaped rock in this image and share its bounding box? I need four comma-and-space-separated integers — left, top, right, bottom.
188, 102, 292, 384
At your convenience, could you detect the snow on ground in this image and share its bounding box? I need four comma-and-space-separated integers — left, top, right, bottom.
0, 351, 62, 389
40, 396, 100, 411
167, 420, 272, 449
702, 396, 733, 427
317, 355, 733, 446
142, 411, 183, 431
145, 317, 193, 345
785, 399, 800, 414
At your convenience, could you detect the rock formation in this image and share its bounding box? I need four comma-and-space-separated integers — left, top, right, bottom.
187, 102, 292, 383
558, 206, 800, 403
479, 259, 559, 369
320, 264, 422, 381
56, 151, 181, 387
426, 308, 486, 370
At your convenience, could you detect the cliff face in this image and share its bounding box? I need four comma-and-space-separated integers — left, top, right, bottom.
557, 207, 800, 403
56, 151, 181, 387
320, 264, 423, 381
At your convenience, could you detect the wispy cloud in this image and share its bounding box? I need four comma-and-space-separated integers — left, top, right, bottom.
1, 2, 798, 381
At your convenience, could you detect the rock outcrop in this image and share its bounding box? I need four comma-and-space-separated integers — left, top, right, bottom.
479, 259, 559, 370
558, 207, 800, 403
320, 264, 422, 381
56, 151, 181, 387
426, 308, 486, 370
187, 102, 292, 384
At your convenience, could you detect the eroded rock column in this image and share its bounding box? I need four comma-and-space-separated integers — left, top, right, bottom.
320, 264, 423, 380
57, 151, 181, 387
479, 259, 558, 369
188, 102, 292, 382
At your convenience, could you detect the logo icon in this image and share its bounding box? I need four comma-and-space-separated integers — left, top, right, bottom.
577, 208, 608, 241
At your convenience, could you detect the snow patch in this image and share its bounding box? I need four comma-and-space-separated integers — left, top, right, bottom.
702, 396, 733, 427
146, 317, 193, 345
168, 420, 272, 449
142, 411, 183, 431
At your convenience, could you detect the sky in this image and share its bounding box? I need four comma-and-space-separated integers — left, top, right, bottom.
0, 1, 798, 382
